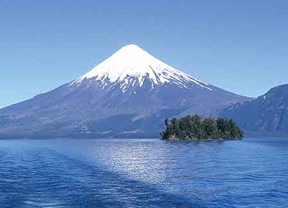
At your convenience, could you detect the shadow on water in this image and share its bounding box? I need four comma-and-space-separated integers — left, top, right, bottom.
0, 146, 199, 208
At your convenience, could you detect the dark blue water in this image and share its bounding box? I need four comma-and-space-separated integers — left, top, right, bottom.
0, 138, 288, 207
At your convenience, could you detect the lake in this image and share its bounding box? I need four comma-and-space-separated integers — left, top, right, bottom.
0, 138, 287, 207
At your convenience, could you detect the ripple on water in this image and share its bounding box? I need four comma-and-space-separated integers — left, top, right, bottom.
0, 138, 288, 207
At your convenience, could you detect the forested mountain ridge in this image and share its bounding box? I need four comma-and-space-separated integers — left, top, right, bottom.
221, 84, 288, 136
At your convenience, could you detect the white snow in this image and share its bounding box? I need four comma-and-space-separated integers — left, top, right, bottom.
71, 44, 212, 91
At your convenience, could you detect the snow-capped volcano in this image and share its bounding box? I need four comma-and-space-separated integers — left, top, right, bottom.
0, 44, 251, 139
71, 44, 212, 91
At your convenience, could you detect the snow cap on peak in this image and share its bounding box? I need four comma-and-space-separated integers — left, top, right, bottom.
109, 44, 154, 64
119, 44, 143, 50
113, 44, 148, 58
72, 44, 212, 91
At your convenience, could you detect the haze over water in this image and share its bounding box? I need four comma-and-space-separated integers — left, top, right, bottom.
0, 138, 288, 207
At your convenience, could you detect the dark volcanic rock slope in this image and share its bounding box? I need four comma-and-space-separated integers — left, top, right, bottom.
0, 45, 250, 138
222, 84, 288, 135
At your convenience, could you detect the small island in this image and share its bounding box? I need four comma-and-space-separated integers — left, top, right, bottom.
161, 115, 243, 140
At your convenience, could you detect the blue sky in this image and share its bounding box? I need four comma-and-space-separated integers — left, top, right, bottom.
0, 0, 287, 108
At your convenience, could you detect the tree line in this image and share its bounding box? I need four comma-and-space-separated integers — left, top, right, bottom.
161, 115, 243, 140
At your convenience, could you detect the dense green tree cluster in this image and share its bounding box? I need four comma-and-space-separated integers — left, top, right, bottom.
161, 115, 243, 140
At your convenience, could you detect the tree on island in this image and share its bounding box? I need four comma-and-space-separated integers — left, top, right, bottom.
161, 115, 243, 140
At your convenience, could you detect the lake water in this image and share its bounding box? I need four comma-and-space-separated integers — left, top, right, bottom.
0, 138, 287, 207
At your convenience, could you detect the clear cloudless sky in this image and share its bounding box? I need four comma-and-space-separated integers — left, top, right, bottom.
0, 0, 288, 108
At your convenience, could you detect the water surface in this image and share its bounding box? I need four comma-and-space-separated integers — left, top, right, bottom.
0, 138, 288, 207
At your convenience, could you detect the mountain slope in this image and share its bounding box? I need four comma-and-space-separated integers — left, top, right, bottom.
221, 84, 288, 136
0, 44, 250, 138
